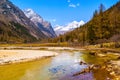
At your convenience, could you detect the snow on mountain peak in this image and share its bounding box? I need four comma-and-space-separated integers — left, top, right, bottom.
62, 20, 85, 31
24, 8, 56, 37
24, 9, 36, 17
54, 25, 63, 31
24, 8, 43, 23
54, 20, 85, 36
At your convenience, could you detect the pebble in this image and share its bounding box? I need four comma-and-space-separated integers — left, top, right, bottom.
110, 71, 116, 76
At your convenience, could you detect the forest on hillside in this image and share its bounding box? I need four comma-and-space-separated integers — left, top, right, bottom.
48, 1, 120, 46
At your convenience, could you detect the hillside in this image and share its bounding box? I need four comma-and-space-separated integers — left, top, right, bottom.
0, 0, 56, 43
24, 9, 56, 38
49, 1, 120, 46
0, 20, 37, 43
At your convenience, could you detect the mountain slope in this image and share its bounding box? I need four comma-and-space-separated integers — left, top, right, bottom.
50, 2, 120, 45
54, 20, 85, 36
0, 0, 47, 43
24, 9, 56, 38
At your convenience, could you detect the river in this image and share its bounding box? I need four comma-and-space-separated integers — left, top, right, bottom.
0, 49, 116, 80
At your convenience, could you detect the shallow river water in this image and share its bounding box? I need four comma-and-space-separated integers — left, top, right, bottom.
0, 50, 113, 80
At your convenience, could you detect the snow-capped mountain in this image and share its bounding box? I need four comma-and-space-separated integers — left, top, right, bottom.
24, 9, 56, 38
0, 0, 49, 43
54, 20, 85, 36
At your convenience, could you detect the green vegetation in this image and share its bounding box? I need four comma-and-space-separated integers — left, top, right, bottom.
85, 42, 120, 50
81, 50, 120, 80
0, 1, 120, 47
49, 2, 120, 46
82, 51, 119, 64
0, 21, 37, 43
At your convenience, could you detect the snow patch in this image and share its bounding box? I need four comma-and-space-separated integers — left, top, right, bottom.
54, 20, 85, 36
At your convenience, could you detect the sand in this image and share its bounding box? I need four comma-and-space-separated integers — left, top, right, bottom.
0, 50, 58, 65
0, 47, 85, 50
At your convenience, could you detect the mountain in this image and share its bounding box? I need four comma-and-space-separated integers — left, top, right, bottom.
24, 9, 56, 38
50, 2, 120, 45
0, 0, 49, 43
54, 20, 85, 36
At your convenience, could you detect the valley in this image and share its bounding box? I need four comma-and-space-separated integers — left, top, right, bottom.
0, 0, 120, 80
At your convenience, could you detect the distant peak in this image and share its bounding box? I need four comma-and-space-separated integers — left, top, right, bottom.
79, 20, 85, 25
24, 8, 43, 21
24, 8, 56, 37
54, 20, 85, 36
24, 8, 35, 15
25, 8, 33, 11
24, 8, 52, 27
25, 8, 34, 13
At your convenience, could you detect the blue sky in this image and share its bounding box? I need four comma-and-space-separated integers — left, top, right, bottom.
10, 0, 119, 27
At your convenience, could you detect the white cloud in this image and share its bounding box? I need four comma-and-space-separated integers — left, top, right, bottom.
77, 3, 80, 6
67, 0, 71, 3
69, 4, 76, 8
69, 3, 80, 8
51, 19, 56, 22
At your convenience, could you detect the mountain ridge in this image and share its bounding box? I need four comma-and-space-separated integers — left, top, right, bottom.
24, 9, 56, 38
0, 0, 48, 43
49, 1, 120, 45
54, 20, 85, 36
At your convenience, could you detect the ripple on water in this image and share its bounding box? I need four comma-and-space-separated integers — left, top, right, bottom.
48, 52, 93, 80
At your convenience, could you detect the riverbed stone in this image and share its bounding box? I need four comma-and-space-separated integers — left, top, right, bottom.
97, 53, 106, 57
110, 71, 116, 76
89, 51, 97, 56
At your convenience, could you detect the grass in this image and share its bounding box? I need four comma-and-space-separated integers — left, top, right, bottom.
0, 42, 69, 47
82, 51, 119, 65
85, 42, 120, 49
81, 50, 120, 80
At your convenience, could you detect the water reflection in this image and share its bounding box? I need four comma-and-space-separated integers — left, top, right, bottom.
48, 51, 93, 80
0, 51, 94, 80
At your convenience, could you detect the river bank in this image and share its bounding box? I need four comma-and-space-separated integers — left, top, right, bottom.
79, 48, 120, 80
0, 47, 120, 80
0, 47, 84, 65
0, 50, 58, 65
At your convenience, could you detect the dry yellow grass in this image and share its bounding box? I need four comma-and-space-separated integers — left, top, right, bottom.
0, 42, 69, 47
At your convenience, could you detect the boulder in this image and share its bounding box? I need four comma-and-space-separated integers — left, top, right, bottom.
89, 51, 97, 56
